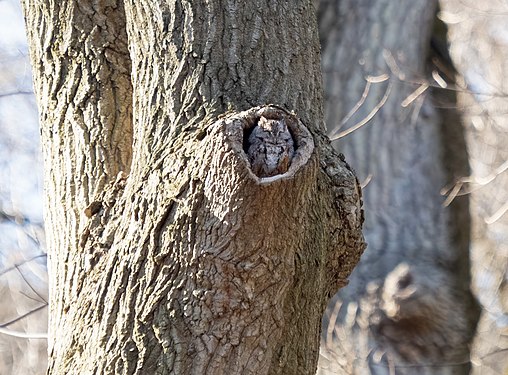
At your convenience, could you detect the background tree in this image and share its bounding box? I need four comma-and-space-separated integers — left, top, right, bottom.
440, 1, 508, 373
317, 0, 479, 373
19, 0, 364, 374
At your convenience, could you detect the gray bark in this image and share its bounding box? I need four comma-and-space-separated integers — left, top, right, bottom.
21, 1, 364, 374
317, 1, 478, 374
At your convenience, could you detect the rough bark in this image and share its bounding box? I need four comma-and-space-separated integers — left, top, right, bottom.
317, 1, 478, 374
22, 1, 365, 374
20, 1, 133, 364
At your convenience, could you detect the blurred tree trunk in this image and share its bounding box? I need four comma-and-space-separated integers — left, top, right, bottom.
440, 1, 508, 373
21, 1, 364, 374
317, 1, 479, 374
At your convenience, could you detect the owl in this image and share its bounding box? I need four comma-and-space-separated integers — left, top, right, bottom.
247, 116, 294, 177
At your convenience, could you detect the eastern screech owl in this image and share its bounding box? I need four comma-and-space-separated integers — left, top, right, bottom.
247, 116, 294, 177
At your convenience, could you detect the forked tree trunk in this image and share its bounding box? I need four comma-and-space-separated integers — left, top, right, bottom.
21, 1, 364, 374
317, 0, 479, 374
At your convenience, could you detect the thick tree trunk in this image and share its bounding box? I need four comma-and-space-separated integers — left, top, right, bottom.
317, 1, 479, 374
21, 1, 364, 374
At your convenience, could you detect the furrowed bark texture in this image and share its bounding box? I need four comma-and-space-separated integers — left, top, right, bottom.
22, 1, 365, 374
20, 0, 133, 366
317, 1, 478, 374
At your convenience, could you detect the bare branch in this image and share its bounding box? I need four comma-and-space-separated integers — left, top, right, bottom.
324, 300, 342, 346
0, 304, 47, 328
15, 264, 47, 304
328, 74, 391, 138
360, 174, 373, 189
401, 83, 429, 108
332, 79, 372, 133
0, 254, 47, 277
442, 181, 464, 207
409, 93, 427, 126
485, 200, 508, 224
322, 49, 508, 100
325, 46, 508, 144
19, 290, 46, 304
432, 70, 447, 89
330, 79, 393, 141
0, 90, 33, 98
441, 159, 508, 205
0, 327, 47, 339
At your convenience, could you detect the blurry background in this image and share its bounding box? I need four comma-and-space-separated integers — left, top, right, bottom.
0, 0, 47, 374
442, 1, 508, 371
0, 0, 506, 374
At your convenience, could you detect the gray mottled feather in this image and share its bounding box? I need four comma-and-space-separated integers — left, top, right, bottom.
247, 117, 294, 177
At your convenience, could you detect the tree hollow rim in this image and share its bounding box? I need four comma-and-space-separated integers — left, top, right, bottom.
224, 105, 315, 184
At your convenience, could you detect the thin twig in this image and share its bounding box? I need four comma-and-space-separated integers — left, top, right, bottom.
0, 327, 47, 339
335, 80, 372, 131
441, 159, 508, 205
0, 304, 47, 328
0, 254, 47, 277
485, 200, 508, 224
15, 264, 48, 304
324, 49, 508, 99
432, 69, 447, 89
330, 80, 393, 141
0, 90, 33, 98
19, 290, 45, 304
325, 300, 343, 346
329, 74, 390, 138
401, 83, 429, 108
442, 181, 463, 207
360, 174, 373, 189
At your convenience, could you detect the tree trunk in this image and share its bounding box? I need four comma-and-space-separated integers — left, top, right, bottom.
317, 1, 479, 374
440, 1, 508, 373
21, 1, 365, 374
